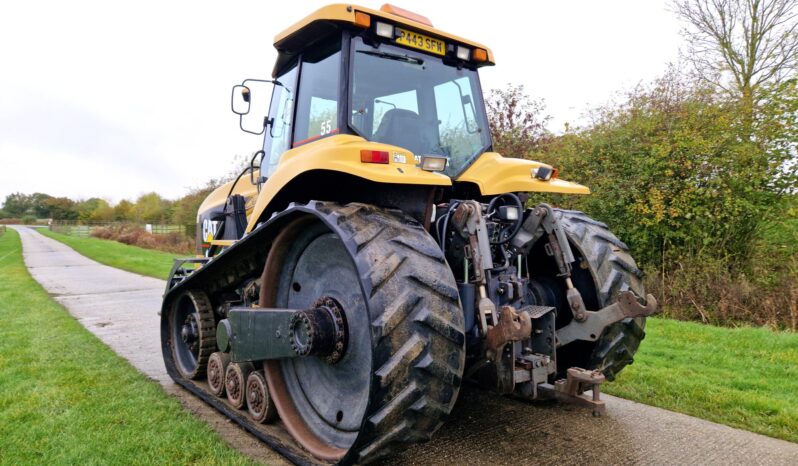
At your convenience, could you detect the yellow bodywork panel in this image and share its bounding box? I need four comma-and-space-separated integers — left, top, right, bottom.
202, 146, 589, 237
245, 135, 452, 232
274, 4, 495, 65
457, 153, 591, 196
197, 172, 260, 223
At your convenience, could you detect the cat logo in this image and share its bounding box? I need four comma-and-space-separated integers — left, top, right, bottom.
202, 218, 220, 243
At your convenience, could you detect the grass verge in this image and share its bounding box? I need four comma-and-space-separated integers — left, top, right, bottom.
39, 228, 798, 443
0, 228, 253, 465
38, 228, 174, 280
604, 318, 798, 443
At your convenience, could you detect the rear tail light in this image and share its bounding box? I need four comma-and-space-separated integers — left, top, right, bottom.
360, 150, 390, 164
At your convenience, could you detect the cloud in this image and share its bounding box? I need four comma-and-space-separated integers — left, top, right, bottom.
0, 94, 160, 172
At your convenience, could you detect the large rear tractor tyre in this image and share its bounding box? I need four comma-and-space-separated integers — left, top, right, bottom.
531, 209, 647, 381
260, 203, 466, 464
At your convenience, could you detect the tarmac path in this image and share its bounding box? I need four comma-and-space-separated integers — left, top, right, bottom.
13, 225, 798, 466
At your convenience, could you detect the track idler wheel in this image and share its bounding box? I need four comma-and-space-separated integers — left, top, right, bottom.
168, 290, 216, 379
246, 370, 278, 424
225, 361, 254, 409
207, 352, 231, 397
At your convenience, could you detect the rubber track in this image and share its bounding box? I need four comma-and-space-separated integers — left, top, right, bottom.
161, 201, 465, 465
555, 208, 647, 381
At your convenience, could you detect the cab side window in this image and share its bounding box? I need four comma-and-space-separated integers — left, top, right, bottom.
293, 38, 342, 147
262, 63, 298, 179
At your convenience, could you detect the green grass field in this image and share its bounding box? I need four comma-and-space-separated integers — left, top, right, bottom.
38, 228, 798, 444
603, 319, 798, 442
39, 228, 175, 279
0, 229, 253, 465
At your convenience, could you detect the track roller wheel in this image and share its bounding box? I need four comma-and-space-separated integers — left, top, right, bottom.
225, 361, 254, 409
207, 352, 231, 397
246, 370, 278, 424
168, 290, 216, 379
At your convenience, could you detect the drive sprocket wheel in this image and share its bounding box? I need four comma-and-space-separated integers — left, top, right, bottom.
543, 209, 647, 381
260, 202, 465, 464
167, 290, 216, 379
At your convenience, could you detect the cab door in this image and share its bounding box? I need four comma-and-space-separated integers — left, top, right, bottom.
260, 62, 299, 179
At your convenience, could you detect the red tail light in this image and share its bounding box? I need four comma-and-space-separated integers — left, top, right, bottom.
360, 150, 390, 164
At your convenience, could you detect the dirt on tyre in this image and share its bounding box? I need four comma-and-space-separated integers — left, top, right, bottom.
259, 202, 466, 464
552, 208, 647, 380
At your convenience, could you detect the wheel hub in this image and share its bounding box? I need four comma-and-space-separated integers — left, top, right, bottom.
288, 296, 348, 364
181, 315, 199, 347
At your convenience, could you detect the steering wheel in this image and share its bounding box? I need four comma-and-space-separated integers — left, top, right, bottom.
487, 193, 524, 245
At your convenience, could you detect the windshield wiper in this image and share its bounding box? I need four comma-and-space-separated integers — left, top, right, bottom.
357, 50, 424, 65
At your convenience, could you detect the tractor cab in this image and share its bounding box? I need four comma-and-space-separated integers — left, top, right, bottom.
234, 4, 495, 180
204, 3, 586, 253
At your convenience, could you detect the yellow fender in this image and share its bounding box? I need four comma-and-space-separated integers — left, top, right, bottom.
246, 135, 451, 232
201, 139, 590, 237
457, 152, 590, 196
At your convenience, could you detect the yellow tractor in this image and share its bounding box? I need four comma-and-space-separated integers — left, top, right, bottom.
161, 4, 657, 464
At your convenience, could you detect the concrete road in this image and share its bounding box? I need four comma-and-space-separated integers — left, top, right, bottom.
13, 226, 798, 465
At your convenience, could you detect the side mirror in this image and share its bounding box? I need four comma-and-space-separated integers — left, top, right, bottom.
231, 85, 251, 115
232, 79, 280, 135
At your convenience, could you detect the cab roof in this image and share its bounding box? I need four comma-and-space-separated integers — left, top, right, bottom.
271, 3, 495, 76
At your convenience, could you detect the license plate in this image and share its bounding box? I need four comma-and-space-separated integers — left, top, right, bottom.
395, 28, 445, 56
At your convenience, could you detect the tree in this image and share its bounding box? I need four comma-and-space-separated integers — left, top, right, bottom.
485, 84, 551, 158
2, 192, 34, 217
44, 197, 78, 220
171, 181, 219, 227
75, 198, 108, 222
31, 192, 54, 218
539, 68, 792, 268
88, 199, 114, 222
113, 199, 136, 221
674, 0, 798, 111
134, 192, 172, 224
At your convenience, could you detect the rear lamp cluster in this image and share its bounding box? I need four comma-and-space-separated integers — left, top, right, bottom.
360, 150, 448, 172
447, 44, 487, 62
362, 17, 488, 64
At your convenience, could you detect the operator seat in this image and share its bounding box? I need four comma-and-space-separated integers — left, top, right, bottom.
373, 108, 431, 155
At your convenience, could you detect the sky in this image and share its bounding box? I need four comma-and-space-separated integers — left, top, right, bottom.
0, 0, 683, 204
